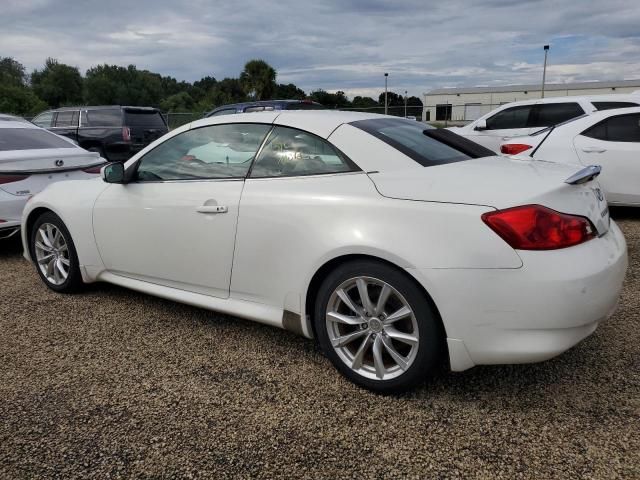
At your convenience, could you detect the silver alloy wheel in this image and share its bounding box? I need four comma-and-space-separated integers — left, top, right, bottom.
326, 276, 419, 381
34, 223, 70, 286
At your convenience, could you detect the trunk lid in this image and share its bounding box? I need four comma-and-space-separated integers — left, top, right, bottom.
0, 148, 102, 172
369, 156, 610, 234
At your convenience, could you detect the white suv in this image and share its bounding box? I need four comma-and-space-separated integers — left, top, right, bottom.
449, 94, 640, 152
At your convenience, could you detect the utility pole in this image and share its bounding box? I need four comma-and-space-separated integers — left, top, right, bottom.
384, 73, 389, 115
541, 45, 549, 98
404, 90, 408, 117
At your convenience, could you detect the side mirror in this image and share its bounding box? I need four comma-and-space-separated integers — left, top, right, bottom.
474, 119, 487, 131
102, 162, 125, 183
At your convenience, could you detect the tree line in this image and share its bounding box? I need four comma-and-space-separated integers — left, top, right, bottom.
0, 57, 423, 117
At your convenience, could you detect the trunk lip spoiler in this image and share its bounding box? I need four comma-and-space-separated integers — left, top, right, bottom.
565, 165, 601, 185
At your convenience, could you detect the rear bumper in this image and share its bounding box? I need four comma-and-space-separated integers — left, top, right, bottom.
0, 188, 26, 237
409, 221, 628, 371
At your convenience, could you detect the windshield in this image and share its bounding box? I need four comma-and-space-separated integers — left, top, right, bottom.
350, 118, 471, 166
0, 128, 76, 151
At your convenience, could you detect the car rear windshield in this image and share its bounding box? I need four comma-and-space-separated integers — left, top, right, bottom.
83, 109, 122, 127
124, 109, 167, 128
350, 118, 471, 167
0, 128, 76, 151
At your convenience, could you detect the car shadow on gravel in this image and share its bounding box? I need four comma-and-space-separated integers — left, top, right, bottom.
610, 206, 640, 220
0, 235, 23, 257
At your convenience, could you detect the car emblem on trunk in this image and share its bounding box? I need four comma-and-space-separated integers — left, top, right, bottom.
593, 187, 604, 202
55, 159, 64, 167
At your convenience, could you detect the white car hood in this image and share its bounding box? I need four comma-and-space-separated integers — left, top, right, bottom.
368, 156, 610, 234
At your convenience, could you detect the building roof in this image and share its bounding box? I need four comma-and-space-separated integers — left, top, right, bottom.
426, 79, 640, 96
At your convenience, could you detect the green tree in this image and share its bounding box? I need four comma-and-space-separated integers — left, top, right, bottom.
84, 64, 163, 106
352, 96, 379, 109
31, 58, 83, 108
0, 57, 27, 87
309, 89, 351, 108
240, 59, 276, 100
205, 77, 246, 108
193, 76, 217, 93
0, 84, 47, 116
160, 91, 195, 112
274, 83, 306, 99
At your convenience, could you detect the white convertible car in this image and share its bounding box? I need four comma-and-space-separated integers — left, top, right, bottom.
22, 111, 628, 391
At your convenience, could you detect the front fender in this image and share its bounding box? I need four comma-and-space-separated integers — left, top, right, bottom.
22, 179, 109, 280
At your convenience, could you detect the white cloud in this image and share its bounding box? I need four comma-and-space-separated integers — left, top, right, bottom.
1, 0, 640, 98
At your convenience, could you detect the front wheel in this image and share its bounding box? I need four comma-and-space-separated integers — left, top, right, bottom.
30, 212, 84, 293
314, 260, 443, 393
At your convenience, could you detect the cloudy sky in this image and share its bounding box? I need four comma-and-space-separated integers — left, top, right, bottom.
3, 0, 640, 98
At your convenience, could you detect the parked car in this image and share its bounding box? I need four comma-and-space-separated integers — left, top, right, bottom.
205, 99, 325, 117
0, 113, 30, 123
500, 107, 640, 206
449, 94, 640, 152
22, 111, 627, 392
31, 106, 169, 162
0, 117, 104, 240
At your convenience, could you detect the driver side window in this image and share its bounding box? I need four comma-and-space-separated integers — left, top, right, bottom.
136, 123, 271, 182
249, 126, 355, 178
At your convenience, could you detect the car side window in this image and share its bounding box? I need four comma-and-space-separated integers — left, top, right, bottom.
584, 114, 640, 142
249, 126, 356, 178
485, 106, 532, 130
592, 101, 639, 111
528, 103, 584, 127
84, 109, 122, 127
32, 111, 54, 128
135, 123, 271, 182
54, 111, 78, 127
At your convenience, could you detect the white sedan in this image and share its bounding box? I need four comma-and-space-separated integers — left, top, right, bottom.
21, 111, 627, 392
500, 107, 640, 206
0, 116, 104, 240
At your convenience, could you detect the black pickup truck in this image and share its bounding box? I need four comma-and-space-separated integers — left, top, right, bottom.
32, 106, 169, 162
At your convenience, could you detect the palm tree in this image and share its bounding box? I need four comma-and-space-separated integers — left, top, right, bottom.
240, 59, 276, 100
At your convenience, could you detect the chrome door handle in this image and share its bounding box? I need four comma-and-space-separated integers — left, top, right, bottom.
196, 205, 228, 214
582, 147, 606, 153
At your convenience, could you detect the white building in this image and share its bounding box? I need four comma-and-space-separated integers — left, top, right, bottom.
423, 79, 640, 123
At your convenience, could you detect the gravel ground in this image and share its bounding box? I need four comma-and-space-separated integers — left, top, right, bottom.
1, 209, 638, 479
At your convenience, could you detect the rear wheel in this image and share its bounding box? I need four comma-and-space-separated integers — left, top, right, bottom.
314, 260, 443, 392
30, 212, 84, 293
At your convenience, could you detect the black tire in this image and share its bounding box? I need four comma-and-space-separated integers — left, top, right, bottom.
314, 260, 443, 393
29, 211, 84, 293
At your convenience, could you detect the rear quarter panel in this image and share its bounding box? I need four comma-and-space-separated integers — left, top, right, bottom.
230, 172, 522, 319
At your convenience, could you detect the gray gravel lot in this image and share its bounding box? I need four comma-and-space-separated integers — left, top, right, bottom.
1, 209, 638, 479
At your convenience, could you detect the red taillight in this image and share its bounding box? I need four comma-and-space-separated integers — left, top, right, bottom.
500, 143, 532, 155
0, 174, 28, 185
482, 204, 596, 250
122, 127, 131, 142
82, 163, 107, 174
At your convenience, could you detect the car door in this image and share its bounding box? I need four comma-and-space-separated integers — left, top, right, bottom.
468, 104, 536, 152
92, 121, 273, 297
574, 113, 640, 205
231, 124, 362, 307
50, 110, 79, 142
